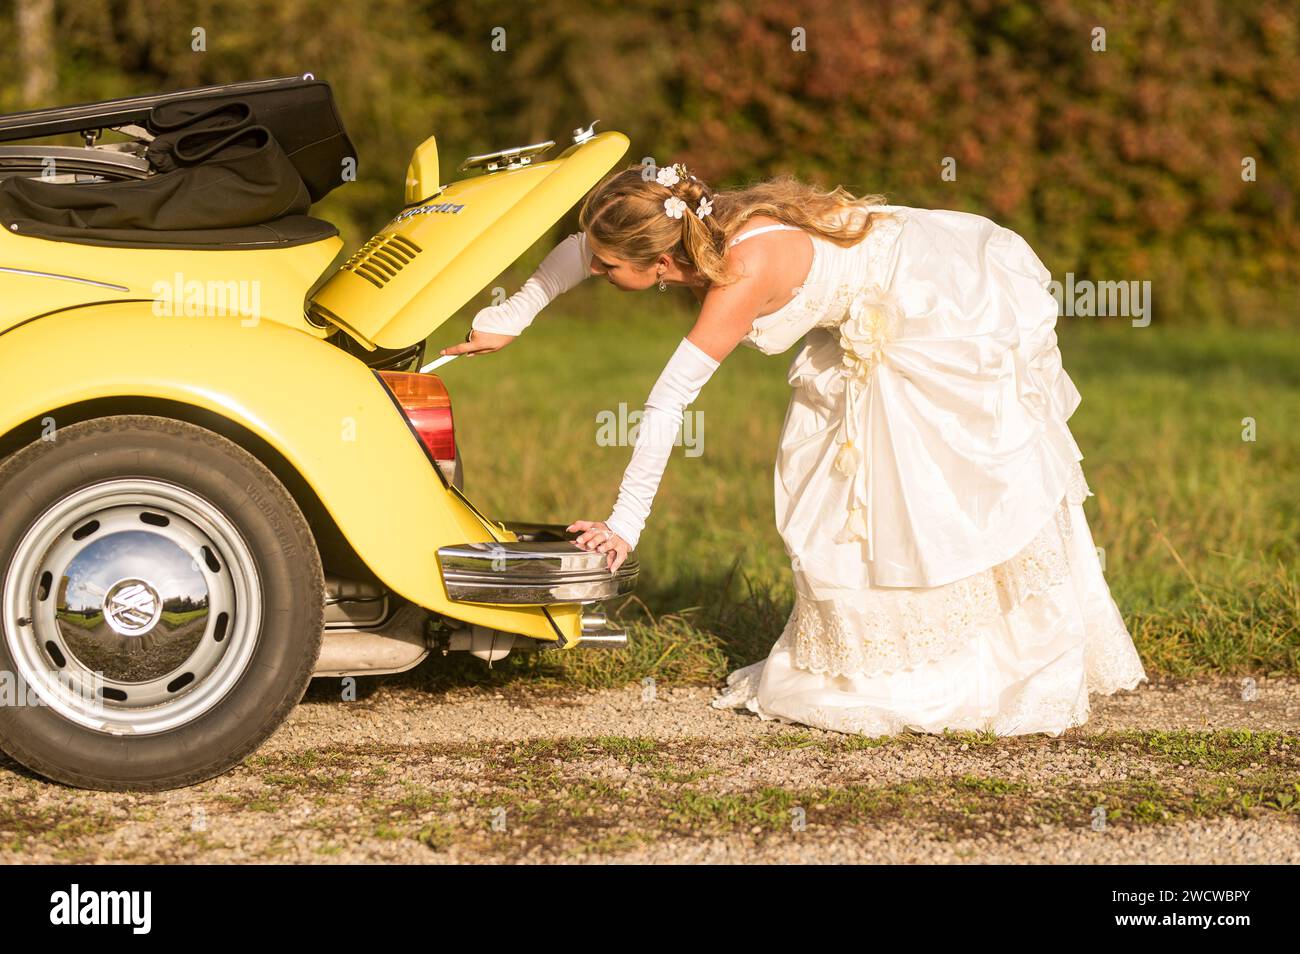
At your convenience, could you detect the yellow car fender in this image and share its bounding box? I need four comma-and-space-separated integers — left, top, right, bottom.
0, 227, 341, 338
0, 300, 581, 643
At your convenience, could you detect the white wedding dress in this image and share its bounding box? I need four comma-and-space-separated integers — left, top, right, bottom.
711, 204, 1148, 736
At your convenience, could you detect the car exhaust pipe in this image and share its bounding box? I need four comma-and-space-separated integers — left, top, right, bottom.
577, 629, 627, 650
578, 607, 627, 649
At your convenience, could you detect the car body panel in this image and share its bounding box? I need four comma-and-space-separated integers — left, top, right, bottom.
0, 301, 584, 644
0, 226, 342, 338
310, 130, 628, 349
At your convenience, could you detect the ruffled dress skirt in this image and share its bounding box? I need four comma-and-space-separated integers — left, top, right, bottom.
710, 460, 1148, 737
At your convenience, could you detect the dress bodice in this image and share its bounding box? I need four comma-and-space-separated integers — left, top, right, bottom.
739, 204, 908, 355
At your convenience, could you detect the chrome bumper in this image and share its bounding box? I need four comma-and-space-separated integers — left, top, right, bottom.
437, 521, 638, 605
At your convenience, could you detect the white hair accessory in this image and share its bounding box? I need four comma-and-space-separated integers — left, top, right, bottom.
656, 162, 712, 221
655, 163, 683, 187
663, 196, 687, 218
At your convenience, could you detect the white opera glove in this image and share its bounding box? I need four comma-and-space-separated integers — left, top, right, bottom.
470, 231, 592, 336
603, 337, 720, 550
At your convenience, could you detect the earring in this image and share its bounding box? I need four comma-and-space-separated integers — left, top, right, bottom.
657, 272, 667, 291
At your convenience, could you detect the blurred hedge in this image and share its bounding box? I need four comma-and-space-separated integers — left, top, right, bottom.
1, 0, 1295, 325
671, 0, 1300, 327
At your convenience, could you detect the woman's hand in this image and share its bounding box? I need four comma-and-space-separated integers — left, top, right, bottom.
566, 520, 632, 574
439, 328, 516, 357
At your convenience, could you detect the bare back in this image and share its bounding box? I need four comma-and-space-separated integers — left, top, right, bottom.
685, 214, 820, 362
717, 215, 815, 318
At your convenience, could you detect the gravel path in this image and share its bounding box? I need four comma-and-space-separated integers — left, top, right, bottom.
1, 674, 1297, 864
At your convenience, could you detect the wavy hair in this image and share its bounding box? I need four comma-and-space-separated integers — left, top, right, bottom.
577, 163, 895, 286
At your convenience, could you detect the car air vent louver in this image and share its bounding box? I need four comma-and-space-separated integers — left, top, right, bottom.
341, 234, 423, 289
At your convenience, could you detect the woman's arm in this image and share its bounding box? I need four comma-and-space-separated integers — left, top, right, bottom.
441, 231, 592, 356
570, 262, 774, 570
685, 256, 774, 361
586, 336, 721, 556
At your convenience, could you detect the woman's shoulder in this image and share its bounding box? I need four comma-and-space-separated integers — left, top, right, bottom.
722, 214, 811, 261
726, 213, 799, 237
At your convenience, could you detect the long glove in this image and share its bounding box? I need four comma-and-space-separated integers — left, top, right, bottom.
471, 231, 593, 336
603, 337, 720, 550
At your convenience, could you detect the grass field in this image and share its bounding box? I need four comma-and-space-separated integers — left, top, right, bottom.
419, 283, 1300, 689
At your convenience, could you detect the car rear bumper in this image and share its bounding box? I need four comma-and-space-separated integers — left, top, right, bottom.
436, 521, 638, 605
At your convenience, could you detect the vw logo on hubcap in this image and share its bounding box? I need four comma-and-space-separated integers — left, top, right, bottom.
103, 578, 163, 636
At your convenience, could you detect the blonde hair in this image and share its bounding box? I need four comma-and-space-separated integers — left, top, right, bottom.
578, 164, 894, 286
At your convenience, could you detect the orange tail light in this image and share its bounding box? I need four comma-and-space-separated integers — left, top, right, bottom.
376, 371, 455, 463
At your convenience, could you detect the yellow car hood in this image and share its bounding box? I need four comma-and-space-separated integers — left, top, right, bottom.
310, 130, 629, 350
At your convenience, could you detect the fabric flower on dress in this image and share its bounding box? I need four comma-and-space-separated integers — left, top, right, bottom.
831, 283, 905, 550
838, 283, 902, 384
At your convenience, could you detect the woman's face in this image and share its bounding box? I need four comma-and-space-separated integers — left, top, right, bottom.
587, 242, 659, 290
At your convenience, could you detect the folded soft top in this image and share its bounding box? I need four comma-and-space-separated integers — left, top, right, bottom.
0, 75, 355, 203
0, 76, 353, 246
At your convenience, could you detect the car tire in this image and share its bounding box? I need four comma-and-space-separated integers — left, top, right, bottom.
0, 414, 324, 791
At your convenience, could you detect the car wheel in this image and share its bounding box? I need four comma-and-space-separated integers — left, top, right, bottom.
0, 415, 324, 791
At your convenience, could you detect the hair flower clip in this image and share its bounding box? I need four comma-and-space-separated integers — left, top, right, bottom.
696, 196, 713, 218
663, 196, 688, 218
656, 163, 684, 188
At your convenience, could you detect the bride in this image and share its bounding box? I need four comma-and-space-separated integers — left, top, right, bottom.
440, 162, 1148, 738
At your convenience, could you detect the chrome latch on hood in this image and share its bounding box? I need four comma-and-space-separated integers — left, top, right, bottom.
458, 139, 555, 173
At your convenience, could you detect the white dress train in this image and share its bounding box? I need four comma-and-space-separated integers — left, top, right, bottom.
710, 204, 1148, 737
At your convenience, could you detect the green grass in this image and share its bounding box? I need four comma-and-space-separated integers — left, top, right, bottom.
56, 612, 103, 631
160, 609, 207, 626
422, 289, 1300, 682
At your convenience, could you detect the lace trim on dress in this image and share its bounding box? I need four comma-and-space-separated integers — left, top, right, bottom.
790, 458, 1092, 679
989, 597, 1147, 737
1083, 590, 1149, 696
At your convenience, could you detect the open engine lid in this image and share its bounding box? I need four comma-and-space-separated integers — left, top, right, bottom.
310, 130, 629, 350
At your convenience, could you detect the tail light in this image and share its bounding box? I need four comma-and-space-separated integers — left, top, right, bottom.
376, 371, 456, 479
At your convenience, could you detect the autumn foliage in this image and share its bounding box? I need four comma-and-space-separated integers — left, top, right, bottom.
1, 0, 1295, 325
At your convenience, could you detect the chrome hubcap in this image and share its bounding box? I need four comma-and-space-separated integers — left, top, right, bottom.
102, 578, 165, 638
2, 479, 262, 734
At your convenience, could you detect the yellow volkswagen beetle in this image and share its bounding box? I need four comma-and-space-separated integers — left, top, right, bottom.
0, 75, 637, 791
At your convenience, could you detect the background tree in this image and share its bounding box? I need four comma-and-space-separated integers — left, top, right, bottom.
0, 0, 1294, 325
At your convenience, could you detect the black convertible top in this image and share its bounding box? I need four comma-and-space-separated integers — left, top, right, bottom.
0, 75, 355, 202
0, 76, 355, 247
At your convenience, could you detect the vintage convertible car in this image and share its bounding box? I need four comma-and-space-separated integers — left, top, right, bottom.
0, 74, 637, 791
